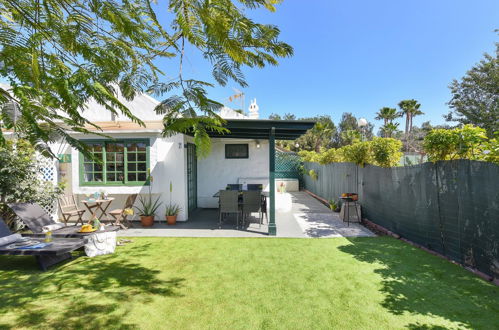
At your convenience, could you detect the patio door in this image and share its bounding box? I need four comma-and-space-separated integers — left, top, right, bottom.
187, 143, 197, 214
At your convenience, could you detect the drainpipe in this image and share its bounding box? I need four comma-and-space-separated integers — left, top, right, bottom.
268, 127, 276, 236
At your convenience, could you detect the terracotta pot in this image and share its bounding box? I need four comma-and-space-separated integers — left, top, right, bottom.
140, 215, 154, 227
166, 215, 177, 225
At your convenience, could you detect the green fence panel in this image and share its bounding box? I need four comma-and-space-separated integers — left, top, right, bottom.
304, 159, 499, 278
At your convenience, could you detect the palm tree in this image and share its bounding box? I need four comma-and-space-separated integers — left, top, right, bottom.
375, 107, 399, 126
398, 99, 424, 135
380, 122, 400, 138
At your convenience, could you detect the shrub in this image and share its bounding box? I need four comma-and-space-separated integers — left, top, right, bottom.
370, 137, 403, 167
341, 141, 371, 167
0, 139, 64, 229
317, 148, 344, 165
308, 169, 318, 180
423, 125, 490, 161
298, 150, 320, 163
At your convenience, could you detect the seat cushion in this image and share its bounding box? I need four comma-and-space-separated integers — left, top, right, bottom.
108, 209, 122, 215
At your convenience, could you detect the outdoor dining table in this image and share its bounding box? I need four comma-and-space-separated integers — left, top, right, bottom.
212, 191, 269, 198
81, 197, 115, 222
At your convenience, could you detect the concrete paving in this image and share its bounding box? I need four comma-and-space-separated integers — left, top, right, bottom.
117, 192, 374, 238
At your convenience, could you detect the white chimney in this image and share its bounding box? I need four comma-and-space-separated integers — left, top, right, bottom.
248, 98, 259, 119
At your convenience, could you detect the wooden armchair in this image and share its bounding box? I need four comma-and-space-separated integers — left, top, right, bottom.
58, 195, 86, 226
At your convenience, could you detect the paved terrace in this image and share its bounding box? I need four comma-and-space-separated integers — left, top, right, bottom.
118, 192, 374, 238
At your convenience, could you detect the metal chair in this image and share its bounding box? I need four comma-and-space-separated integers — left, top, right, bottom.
58, 195, 86, 226
219, 190, 241, 229
242, 191, 262, 228
108, 194, 138, 229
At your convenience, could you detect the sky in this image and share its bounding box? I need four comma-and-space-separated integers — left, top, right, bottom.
157, 0, 499, 131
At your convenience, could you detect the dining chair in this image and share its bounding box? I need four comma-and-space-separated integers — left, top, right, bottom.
108, 194, 138, 229
242, 191, 262, 228
227, 184, 242, 191
58, 195, 86, 226
219, 190, 241, 229
247, 184, 263, 191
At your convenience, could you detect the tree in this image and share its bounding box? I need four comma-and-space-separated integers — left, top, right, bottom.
0, 0, 292, 157
380, 122, 400, 138
398, 99, 424, 135
445, 42, 499, 137
337, 112, 373, 145
268, 113, 296, 120
375, 107, 399, 126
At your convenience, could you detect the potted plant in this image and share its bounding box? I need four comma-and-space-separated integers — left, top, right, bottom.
165, 203, 181, 225
164, 181, 181, 225
135, 171, 162, 227
328, 199, 340, 212
136, 194, 162, 227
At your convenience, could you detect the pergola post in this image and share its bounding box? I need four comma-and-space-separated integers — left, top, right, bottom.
268, 127, 276, 236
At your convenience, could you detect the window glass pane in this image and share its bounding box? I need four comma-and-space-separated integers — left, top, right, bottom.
107, 173, 116, 181
127, 153, 136, 161
137, 173, 147, 181
94, 173, 103, 181
128, 163, 136, 171
107, 164, 115, 172
137, 142, 147, 151
116, 153, 124, 162
128, 173, 137, 182
84, 163, 93, 172
127, 143, 137, 151
138, 163, 146, 171
225, 144, 249, 159
94, 164, 103, 172
106, 153, 115, 162
84, 173, 93, 182
137, 153, 146, 161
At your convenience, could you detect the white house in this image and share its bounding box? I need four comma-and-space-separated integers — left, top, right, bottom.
2, 87, 314, 234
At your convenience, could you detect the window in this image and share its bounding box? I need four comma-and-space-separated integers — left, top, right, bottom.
225, 144, 249, 159
80, 140, 149, 186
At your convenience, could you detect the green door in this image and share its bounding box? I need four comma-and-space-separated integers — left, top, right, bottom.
187, 143, 197, 214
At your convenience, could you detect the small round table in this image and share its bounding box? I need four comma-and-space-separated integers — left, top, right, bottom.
81, 198, 115, 223
339, 196, 360, 227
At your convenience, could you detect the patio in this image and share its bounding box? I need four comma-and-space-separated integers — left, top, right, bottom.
117, 192, 375, 238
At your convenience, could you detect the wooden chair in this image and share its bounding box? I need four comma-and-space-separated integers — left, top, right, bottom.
58, 195, 86, 226
108, 194, 138, 229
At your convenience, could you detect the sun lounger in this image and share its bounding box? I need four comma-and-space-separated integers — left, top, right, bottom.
8, 202, 120, 238
0, 219, 86, 271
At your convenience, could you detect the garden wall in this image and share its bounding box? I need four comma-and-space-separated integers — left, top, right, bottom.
303, 160, 499, 279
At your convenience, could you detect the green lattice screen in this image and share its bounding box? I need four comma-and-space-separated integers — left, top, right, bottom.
275, 151, 303, 180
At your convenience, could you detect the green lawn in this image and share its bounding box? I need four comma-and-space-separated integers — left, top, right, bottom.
0, 237, 497, 329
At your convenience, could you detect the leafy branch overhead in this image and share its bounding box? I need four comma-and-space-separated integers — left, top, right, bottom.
0, 0, 293, 157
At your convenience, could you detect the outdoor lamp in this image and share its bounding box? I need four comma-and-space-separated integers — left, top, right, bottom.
256, 140, 261, 148
357, 118, 368, 127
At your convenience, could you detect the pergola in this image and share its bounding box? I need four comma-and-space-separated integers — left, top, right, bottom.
198, 119, 315, 235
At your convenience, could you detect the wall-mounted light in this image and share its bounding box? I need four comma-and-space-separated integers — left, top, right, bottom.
255, 140, 261, 149
178, 142, 182, 149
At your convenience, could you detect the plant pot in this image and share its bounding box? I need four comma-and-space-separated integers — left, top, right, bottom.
166, 215, 177, 225
140, 215, 154, 227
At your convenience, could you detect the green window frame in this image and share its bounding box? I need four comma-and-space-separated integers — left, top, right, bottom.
79, 139, 150, 186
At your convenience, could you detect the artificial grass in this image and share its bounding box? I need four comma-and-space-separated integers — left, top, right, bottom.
0, 236, 497, 329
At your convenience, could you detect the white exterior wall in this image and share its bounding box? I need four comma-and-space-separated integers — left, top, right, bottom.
197, 138, 269, 208
67, 133, 189, 221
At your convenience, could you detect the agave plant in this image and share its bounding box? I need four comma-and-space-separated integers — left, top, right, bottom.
136, 194, 162, 216
165, 203, 182, 216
